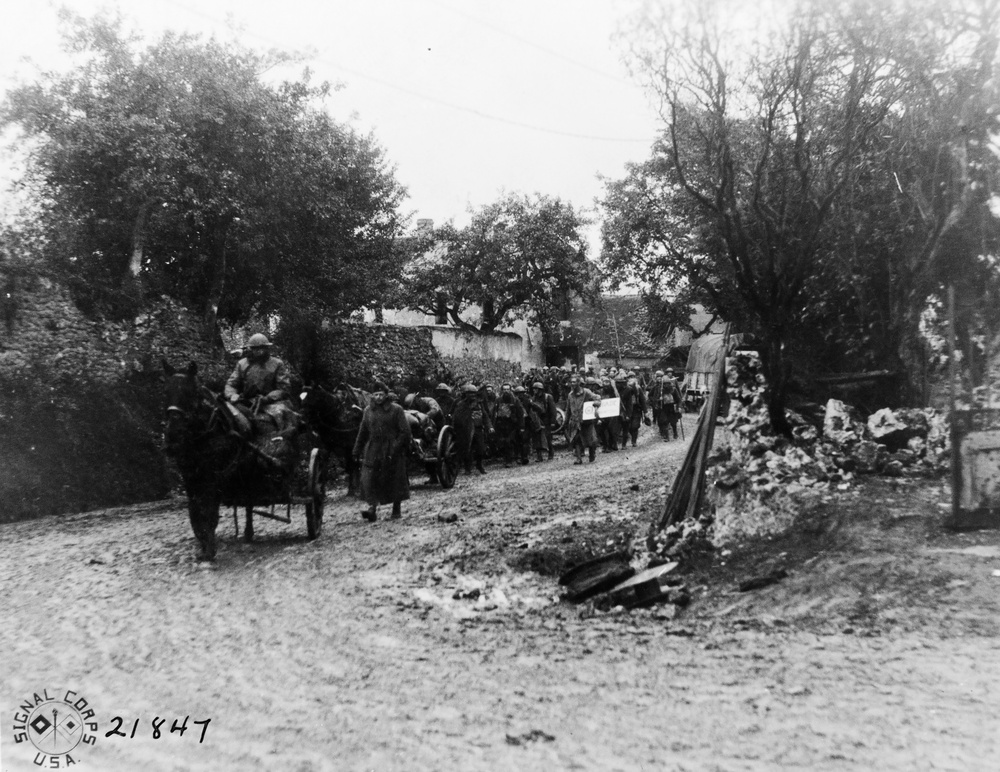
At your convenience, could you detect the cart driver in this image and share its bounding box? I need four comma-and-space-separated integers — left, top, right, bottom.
224, 333, 295, 434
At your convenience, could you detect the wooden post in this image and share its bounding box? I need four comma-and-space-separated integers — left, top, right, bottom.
949, 285, 959, 522
650, 325, 731, 540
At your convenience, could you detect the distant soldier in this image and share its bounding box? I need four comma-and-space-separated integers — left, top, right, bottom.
515, 385, 545, 463
433, 383, 456, 423
494, 384, 527, 466
565, 374, 602, 464
531, 381, 559, 461
620, 376, 650, 447
598, 376, 622, 452
654, 368, 683, 441
353, 381, 412, 522
452, 383, 494, 474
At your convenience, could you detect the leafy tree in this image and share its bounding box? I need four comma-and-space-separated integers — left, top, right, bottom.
399, 193, 596, 334
606, 0, 1000, 425
1, 11, 408, 329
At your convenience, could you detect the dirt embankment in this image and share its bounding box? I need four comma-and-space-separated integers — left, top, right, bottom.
2, 419, 999, 771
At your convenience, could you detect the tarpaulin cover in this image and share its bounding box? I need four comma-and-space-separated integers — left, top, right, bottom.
683, 333, 744, 392
685, 333, 728, 374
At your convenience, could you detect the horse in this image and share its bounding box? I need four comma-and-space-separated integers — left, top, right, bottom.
163, 361, 241, 560
163, 360, 300, 559
300, 383, 370, 496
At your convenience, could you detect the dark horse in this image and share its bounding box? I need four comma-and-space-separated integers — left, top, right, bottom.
300, 383, 369, 496
163, 360, 299, 560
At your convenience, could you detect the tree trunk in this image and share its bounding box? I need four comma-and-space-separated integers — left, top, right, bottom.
129, 202, 151, 278
481, 296, 497, 332
759, 330, 792, 435
203, 217, 232, 335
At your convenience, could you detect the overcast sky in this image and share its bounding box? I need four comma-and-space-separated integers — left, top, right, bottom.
1, 0, 664, 250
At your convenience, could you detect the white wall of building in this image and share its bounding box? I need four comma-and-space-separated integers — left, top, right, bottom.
366, 307, 545, 369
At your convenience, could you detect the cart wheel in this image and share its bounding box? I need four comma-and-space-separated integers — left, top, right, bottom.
306, 448, 325, 540
436, 425, 458, 489
554, 407, 567, 435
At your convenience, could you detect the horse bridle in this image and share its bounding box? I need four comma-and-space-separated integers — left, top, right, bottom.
166, 383, 227, 437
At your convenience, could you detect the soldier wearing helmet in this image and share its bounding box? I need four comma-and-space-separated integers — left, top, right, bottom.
224, 333, 293, 432
433, 382, 455, 422
650, 368, 683, 441
531, 380, 559, 460
452, 382, 494, 474
403, 391, 443, 428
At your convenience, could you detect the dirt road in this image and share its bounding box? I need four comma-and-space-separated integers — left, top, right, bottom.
2, 422, 999, 771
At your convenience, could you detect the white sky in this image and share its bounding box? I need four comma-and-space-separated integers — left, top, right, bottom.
0, 0, 664, 251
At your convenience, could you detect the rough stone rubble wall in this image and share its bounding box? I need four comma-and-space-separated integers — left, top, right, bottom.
0, 270, 225, 386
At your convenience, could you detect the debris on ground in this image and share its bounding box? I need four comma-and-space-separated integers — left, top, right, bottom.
558, 551, 634, 602
738, 568, 789, 592
506, 729, 556, 746
648, 350, 951, 569
600, 561, 682, 609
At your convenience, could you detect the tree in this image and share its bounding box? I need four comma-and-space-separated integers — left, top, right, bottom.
607, 0, 1000, 426
400, 193, 597, 334
599, 151, 745, 342
1, 11, 408, 329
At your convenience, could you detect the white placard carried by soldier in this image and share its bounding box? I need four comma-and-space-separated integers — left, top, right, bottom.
583, 398, 620, 420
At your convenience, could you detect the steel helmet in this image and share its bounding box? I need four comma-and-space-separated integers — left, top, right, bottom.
435, 382, 451, 392
461, 382, 478, 393
532, 382, 544, 390
513, 385, 526, 393
655, 370, 664, 378
247, 333, 271, 348
403, 393, 417, 409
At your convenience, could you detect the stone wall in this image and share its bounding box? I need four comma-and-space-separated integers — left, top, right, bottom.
308, 322, 446, 390
0, 268, 224, 521
437, 356, 523, 388
280, 321, 526, 392
0, 269, 224, 387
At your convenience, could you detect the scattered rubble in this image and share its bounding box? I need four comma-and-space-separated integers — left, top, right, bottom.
652, 350, 951, 562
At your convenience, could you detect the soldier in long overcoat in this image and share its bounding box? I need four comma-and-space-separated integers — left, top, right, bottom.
565, 375, 602, 464
620, 376, 650, 447
353, 381, 412, 521
531, 381, 559, 460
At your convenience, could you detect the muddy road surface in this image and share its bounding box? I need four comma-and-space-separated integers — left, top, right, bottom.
2, 421, 999, 771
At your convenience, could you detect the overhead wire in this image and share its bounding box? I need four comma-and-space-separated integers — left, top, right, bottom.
156, 0, 655, 144
423, 0, 635, 87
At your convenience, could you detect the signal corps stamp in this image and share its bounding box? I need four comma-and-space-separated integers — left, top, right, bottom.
12, 688, 99, 768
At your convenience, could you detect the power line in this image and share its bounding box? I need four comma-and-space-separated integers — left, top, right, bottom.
425, 0, 635, 87
156, 0, 656, 144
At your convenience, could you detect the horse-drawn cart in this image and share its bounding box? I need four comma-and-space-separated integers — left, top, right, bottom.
164, 361, 328, 561
220, 444, 328, 542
